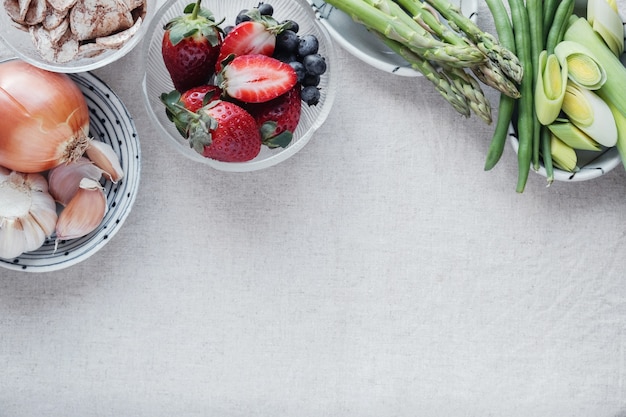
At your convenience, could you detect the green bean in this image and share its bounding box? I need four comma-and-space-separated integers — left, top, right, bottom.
527, 0, 543, 171
545, 0, 575, 54
542, 0, 560, 42
508, 0, 533, 192
484, 0, 516, 171
541, 125, 554, 184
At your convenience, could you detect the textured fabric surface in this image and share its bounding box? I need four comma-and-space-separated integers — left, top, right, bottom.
2, 1, 626, 416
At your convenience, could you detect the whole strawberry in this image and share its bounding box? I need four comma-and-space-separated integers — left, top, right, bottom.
161, 91, 261, 162
162, 0, 223, 92
179, 84, 222, 113
246, 85, 301, 149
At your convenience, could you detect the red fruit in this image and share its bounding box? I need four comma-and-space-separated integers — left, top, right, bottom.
215, 20, 277, 72
246, 85, 301, 149
199, 101, 262, 162
162, 0, 223, 92
160, 91, 261, 162
180, 85, 222, 113
218, 54, 298, 104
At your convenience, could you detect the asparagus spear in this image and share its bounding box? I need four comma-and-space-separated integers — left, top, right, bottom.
423, 0, 524, 84
442, 65, 493, 123
379, 35, 472, 117
323, 0, 486, 67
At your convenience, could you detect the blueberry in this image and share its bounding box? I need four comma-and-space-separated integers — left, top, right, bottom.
302, 54, 327, 76
297, 34, 318, 56
301, 86, 321, 106
289, 61, 306, 82
275, 30, 299, 53
273, 50, 297, 64
302, 72, 320, 87
223, 25, 234, 35
257, 2, 273, 16
235, 9, 252, 24
281, 19, 299, 33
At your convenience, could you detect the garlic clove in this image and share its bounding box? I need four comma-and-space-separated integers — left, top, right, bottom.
55, 177, 107, 241
22, 214, 47, 252
0, 218, 28, 259
48, 157, 103, 205
29, 190, 59, 237
85, 140, 124, 183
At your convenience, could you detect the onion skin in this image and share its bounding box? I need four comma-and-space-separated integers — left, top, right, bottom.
0, 60, 91, 173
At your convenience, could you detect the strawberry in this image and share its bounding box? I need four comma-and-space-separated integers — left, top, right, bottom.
217, 54, 298, 104
246, 85, 301, 149
215, 8, 289, 71
162, 0, 223, 92
180, 85, 222, 113
161, 91, 261, 162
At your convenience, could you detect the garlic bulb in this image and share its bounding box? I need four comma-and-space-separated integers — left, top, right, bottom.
48, 157, 103, 206
55, 178, 108, 241
0, 166, 58, 259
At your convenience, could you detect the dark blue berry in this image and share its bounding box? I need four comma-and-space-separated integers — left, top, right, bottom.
282, 20, 299, 33
289, 61, 306, 82
223, 25, 234, 35
302, 72, 320, 87
257, 2, 273, 16
301, 86, 321, 106
235, 9, 252, 24
297, 34, 319, 56
303, 54, 327, 76
276, 30, 299, 53
273, 50, 297, 64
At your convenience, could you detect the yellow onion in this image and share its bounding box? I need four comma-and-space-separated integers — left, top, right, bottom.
0, 60, 91, 173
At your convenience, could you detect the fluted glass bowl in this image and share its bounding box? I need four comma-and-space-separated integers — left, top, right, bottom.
141, 0, 337, 172
0, 0, 154, 73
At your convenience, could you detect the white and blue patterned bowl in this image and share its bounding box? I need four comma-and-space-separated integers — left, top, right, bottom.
307, 0, 478, 77
0, 65, 141, 272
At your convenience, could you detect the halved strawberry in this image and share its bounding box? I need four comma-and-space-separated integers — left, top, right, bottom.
215, 9, 290, 71
246, 85, 301, 149
180, 85, 222, 113
217, 54, 298, 104
161, 91, 261, 162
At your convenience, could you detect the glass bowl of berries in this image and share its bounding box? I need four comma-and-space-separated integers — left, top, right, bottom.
141, 0, 337, 172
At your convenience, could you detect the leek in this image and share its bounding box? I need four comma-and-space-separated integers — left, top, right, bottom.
608, 102, 626, 171
534, 50, 568, 125
561, 81, 617, 147
554, 40, 607, 90
587, 0, 624, 56
550, 134, 578, 172
564, 17, 626, 118
547, 119, 601, 151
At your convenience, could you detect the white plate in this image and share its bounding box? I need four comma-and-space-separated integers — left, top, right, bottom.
0, 66, 141, 272
308, 0, 479, 76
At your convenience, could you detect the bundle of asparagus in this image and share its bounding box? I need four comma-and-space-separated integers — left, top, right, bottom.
323, 0, 523, 124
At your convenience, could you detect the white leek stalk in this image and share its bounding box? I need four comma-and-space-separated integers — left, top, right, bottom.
550, 135, 578, 172
547, 119, 601, 151
535, 51, 569, 125
561, 81, 617, 147
587, 0, 624, 56
608, 102, 626, 170
554, 41, 607, 90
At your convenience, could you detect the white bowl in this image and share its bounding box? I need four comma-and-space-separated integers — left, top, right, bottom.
307, 0, 478, 77
0, 62, 141, 272
0, 0, 154, 73
141, 0, 337, 172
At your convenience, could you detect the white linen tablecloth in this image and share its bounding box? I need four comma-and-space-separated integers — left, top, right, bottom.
2, 1, 626, 416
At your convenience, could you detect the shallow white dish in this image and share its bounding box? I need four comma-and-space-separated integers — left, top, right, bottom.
307, 0, 478, 77
0, 65, 141, 272
0, 0, 154, 73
